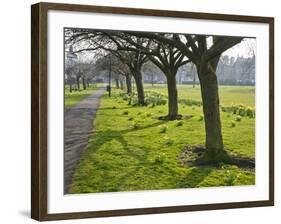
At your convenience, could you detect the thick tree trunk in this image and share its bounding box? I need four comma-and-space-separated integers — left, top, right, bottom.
166, 73, 179, 120
197, 60, 224, 159
126, 74, 132, 94
133, 70, 145, 105
76, 76, 80, 90
115, 78, 120, 89
82, 76, 86, 90
120, 79, 124, 90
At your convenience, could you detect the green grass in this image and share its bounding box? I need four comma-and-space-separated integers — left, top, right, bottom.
144, 84, 255, 106
69, 85, 255, 193
64, 84, 97, 110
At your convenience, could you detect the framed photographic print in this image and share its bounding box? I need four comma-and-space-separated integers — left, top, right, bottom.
31, 2, 274, 221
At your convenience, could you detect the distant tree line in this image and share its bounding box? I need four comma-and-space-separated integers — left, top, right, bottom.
140, 55, 255, 86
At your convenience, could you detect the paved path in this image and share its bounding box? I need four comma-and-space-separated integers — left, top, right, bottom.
64, 87, 105, 193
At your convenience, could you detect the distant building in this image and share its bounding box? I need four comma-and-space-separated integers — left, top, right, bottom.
133, 55, 255, 86
216, 55, 255, 85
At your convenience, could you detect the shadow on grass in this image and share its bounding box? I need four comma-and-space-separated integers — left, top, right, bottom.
92, 121, 167, 144
178, 145, 255, 170
97, 106, 133, 110
71, 120, 216, 192
176, 167, 213, 188
69, 121, 174, 193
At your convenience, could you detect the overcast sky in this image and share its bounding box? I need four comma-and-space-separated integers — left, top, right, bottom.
222, 38, 256, 58
72, 36, 256, 62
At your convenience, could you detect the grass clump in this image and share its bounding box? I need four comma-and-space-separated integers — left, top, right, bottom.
178, 98, 202, 107
198, 115, 204, 121
163, 135, 173, 145
132, 121, 141, 129
145, 112, 152, 117
224, 168, 240, 186
221, 104, 255, 118
123, 110, 129, 115
235, 115, 242, 122
159, 125, 168, 133
175, 120, 184, 127
153, 153, 167, 164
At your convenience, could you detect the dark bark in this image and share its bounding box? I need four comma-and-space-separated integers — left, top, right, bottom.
115, 78, 120, 89
76, 76, 80, 90
197, 58, 224, 159
132, 70, 145, 105
120, 79, 124, 90
166, 71, 179, 120
126, 74, 132, 94
82, 76, 86, 90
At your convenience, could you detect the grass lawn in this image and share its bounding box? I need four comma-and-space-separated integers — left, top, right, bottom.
145, 84, 255, 106
69, 85, 255, 193
65, 84, 97, 110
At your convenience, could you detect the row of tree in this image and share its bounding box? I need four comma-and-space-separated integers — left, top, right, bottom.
65, 28, 248, 162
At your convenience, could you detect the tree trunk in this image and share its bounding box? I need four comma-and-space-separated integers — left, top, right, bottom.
115, 78, 120, 89
126, 74, 132, 94
133, 70, 145, 105
82, 76, 86, 90
197, 60, 224, 159
120, 79, 124, 90
76, 76, 80, 90
166, 72, 178, 120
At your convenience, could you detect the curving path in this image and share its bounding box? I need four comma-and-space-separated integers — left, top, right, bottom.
64, 87, 105, 193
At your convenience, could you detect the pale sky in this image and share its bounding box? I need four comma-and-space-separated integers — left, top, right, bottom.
222, 38, 256, 58
73, 36, 256, 62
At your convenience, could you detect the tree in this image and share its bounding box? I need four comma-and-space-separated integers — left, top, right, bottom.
113, 59, 132, 94
65, 29, 147, 105
142, 61, 157, 86
102, 35, 149, 105
147, 44, 189, 120
114, 34, 189, 120
65, 45, 78, 92
127, 32, 243, 161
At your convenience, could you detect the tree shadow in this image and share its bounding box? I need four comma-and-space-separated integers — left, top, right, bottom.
178, 145, 255, 170
98, 106, 133, 110
92, 120, 167, 142
68, 118, 220, 193
68, 120, 171, 192
176, 167, 213, 188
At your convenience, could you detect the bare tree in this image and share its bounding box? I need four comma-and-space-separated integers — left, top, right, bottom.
66, 29, 148, 105
126, 32, 243, 161
113, 33, 190, 120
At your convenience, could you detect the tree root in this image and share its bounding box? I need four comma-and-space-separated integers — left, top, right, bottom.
178, 145, 255, 169
158, 114, 183, 120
